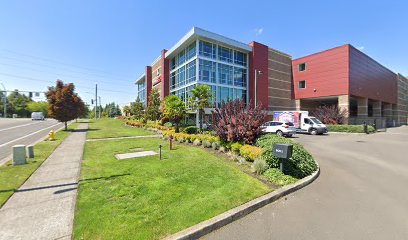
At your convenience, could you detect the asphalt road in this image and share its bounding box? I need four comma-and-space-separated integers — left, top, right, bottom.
204, 126, 408, 240
0, 118, 64, 165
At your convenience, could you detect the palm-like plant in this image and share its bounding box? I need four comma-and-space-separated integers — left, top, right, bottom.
122, 105, 131, 116
188, 85, 212, 131
163, 95, 187, 133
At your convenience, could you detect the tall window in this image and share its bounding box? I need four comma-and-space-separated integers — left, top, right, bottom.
177, 50, 186, 66
199, 59, 216, 83
233, 68, 246, 87
175, 66, 185, 89
218, 46, 233, 63
186, 42, 196, 60
186, 61, 196, 84
199, 41, 216, 59
234, 51, 247, 66
218, 63, 233, 85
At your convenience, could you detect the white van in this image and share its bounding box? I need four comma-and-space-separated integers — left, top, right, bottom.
31, 112, 45, 120
273, 111, 328, 135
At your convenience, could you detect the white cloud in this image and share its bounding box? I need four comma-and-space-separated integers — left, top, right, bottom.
357, 46, 365, 51
254, 28, 264, 36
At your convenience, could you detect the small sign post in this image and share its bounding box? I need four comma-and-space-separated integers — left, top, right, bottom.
159, 144, 162, 160
272, 144, 293, 172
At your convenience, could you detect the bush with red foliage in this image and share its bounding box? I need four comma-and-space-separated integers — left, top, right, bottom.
312, 105, 348, 124
210, 99, 266, 145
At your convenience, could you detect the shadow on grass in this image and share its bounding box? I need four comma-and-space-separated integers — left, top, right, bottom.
79, 173, 131, 183
0, 182, 78, 194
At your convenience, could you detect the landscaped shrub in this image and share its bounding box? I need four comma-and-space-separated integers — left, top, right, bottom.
193, 139, 201, 146
312, 105, 348, 124
183, 126, 199, 134
263, 168, 298, 185
202, 140, 212, 148
252, 158, 269, 175
219, 146, 226, 152
239, 145, 263, 162
211, 141, 219, 150
231, 142, 243, 153
164, 122, 173, 128
210, 99, 266, 145
327, 124, 375, 133
256, 134, 317, 179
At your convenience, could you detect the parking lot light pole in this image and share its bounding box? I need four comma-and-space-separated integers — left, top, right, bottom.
254, 70, 263, 107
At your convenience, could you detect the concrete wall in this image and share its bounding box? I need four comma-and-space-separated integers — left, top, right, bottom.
267, 48, 295, 112
396, 74, 408, 125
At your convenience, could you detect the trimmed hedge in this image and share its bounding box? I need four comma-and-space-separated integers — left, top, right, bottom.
263, 168, 298, 185
327, 124, 375, 133
256, 134, 317, 179
183, 126, 199, 134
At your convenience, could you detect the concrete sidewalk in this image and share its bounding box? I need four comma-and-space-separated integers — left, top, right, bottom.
0, 123, 88, 240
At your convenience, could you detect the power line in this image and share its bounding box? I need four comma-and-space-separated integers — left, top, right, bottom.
0, 61, 132, 87
0, 73, 137, 95
0, 49, 132, 80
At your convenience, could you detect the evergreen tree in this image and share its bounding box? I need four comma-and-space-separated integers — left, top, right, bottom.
131, 96, 144, 120
146, 88, 161, 121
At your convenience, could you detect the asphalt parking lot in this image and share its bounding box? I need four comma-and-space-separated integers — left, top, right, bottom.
205, 126, 408, 240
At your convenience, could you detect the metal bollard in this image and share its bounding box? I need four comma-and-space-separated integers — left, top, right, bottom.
169, 135, 173, 150
363, 121, 368, 134
13, 145, 27, 165
27, 145, 34, 158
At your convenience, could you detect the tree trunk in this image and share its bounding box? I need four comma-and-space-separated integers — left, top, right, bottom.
175, 122, 180, 133
199, 109, 203, 132
65, 121, 67, 131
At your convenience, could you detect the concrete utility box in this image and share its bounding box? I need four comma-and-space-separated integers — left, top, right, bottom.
13, 145, 27, 165
272, 144, 293, 159
27, 145, 34, 158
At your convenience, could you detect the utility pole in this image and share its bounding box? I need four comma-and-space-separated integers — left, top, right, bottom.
0, 83, 6, 118
95, 83, 98, 121
99, 96, 101, 119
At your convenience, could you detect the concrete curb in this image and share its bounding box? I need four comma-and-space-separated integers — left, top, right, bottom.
163, 162, 320, 240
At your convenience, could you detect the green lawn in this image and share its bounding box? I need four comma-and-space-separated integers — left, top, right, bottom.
87, 118, 153, 139
74, 137, 271, 239
0, 122, 79, 207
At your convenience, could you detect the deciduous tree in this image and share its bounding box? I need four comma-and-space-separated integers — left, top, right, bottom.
46, 80, 85, 130
26, 101, 49, 117
146, 88, 161, 122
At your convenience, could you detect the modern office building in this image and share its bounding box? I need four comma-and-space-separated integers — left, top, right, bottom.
135, 27, 407, 126
135, 27, 294, 115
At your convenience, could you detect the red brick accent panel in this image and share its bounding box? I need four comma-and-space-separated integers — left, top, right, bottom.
145, 66, 152, 104
161, 49, 170, 100
248, 42, 269, 109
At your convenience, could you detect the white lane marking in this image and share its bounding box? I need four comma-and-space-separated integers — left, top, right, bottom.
0, 122, 62, 148
0, 121, 43, 132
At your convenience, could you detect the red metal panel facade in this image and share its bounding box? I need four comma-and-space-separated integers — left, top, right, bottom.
145, 66, 152, 104
160, 49, 170, 100
292, 45, 349, 99
248, 41, 269, 109
349, 45, 397, 104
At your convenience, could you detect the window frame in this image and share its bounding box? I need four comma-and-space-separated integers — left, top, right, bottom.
298, 80, 306, 89
298, 63, 306, 72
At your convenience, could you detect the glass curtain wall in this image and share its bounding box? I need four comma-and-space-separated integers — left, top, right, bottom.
169, 39, 248, 108
137, 80, 146, 106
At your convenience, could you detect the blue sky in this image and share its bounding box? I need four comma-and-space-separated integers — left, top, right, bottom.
0, 0, 407, 106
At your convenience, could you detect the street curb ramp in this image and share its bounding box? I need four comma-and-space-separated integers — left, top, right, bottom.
163, 161, 320, 240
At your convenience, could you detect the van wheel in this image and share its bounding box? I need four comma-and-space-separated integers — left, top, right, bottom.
276, 130, 283, 137
310, 128, 318, 135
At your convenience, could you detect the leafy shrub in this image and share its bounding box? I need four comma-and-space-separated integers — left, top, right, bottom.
252, 158, 269, 175
211, 141, 219, 150
240, 145, 263, 162
183, 126, 199, 134
327, 124, 375, 133
219, 146, 226, 152
193, 139, 201, 146
231, 142, 243, 153
164, 122, 173, 128
203, 140, 212, 148
263, 168, 298, 185
256, 134, 317, 178
210, 99, 266, 145
312, 105, 348, 124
